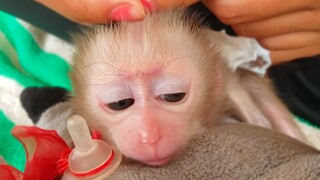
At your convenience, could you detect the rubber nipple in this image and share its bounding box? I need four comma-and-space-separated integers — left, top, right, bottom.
66, 115, 122, 179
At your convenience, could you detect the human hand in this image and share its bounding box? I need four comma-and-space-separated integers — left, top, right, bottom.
34, 0, 196, 24
35, 0, 320, 64
202, 0, 320, 64
34, 0, 146, 24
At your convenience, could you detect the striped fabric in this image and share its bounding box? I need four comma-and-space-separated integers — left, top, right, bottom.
0, 11, 72, 171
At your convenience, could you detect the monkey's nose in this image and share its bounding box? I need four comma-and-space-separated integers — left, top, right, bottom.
138, 130, 161, 144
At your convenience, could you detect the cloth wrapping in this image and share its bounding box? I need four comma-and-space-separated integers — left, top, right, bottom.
0, 11, 72, 171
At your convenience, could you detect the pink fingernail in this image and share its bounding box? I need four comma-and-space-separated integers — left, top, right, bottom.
141, 0, 155, 11
111, 4, 145, 21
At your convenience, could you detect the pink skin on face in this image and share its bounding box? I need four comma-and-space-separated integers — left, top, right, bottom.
109, 105, 191, 166
93, 61, 197, 166
113, 120, 187, 165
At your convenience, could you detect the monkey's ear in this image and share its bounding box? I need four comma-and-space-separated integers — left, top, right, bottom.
204, 30, 271, 76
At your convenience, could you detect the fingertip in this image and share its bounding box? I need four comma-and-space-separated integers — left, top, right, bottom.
232, 25, 247, 36
130, 4, 147, 20
202, 0, 240, 24
258, 39, 275, 50
141, 0, 155, 11
77, 0, 147, 24
76, 0, 197, 23
110, 3, 146, 21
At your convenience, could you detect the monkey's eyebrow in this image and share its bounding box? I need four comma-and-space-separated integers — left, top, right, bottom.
155, 75, 190, 84
153, 75, 190, 90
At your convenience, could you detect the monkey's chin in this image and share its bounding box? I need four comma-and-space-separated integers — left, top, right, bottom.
140, 155, 172, 166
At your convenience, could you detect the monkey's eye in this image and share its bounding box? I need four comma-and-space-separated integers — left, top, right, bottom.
107, 98, 134, 111
159, 93, 186, 103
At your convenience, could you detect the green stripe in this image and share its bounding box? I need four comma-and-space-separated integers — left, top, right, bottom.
0, 51, 44, 87
296, 116, 319, 128
0, 32, 24, 72
0, 110, 26, 172
0, 11, 71, 90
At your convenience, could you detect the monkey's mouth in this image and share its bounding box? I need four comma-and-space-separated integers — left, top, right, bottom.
141, 155, 172, 166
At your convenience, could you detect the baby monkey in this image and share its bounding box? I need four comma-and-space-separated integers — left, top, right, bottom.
70, 9, 306, 166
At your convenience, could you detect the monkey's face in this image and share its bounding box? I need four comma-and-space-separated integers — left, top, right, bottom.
81, 58, 206, 166
71, 14, 225, 165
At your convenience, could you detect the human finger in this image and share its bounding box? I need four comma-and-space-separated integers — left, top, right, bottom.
270, 41, 320, 64
202, 0, 320, 25
259, 31, 320, 50
35, 0, 146, 24
233, 10, 320, 38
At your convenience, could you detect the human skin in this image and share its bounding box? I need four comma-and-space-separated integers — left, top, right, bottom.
201, 0, 320, 64
34, 0, 320, 63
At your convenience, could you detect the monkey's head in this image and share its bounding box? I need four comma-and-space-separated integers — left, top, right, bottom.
70, 10, 228, 166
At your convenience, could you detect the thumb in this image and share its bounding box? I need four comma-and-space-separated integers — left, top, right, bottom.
35, 0, 146, 24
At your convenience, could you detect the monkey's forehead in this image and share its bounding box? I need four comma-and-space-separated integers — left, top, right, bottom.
87, 23, 200, 52
73, 9, 209, 58
71, 9, 221, 80
74, 31, 206, 73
